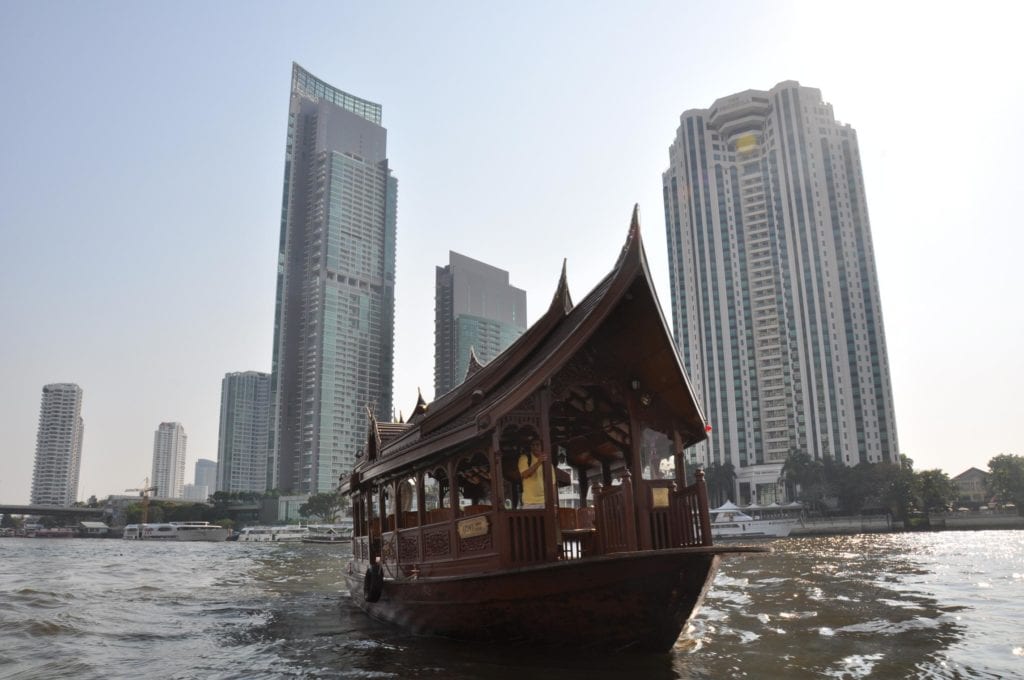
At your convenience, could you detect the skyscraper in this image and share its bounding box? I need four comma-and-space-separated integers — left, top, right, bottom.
662, 81, 899, 504
269, 63, 397, 493
152, 422, 187, 499
30, 383, 84, 506
434, 252, 527, 396
195, 458, 217, 495
216, 371, 270, 494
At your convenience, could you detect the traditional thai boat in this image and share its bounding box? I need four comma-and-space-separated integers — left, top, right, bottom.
340, 208, 766, 652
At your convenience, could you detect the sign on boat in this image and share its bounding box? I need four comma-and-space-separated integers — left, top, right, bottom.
341, 208, 767, 652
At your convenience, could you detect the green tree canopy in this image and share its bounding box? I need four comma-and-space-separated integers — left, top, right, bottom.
299, 491, 349, 522
781, 450, 827, 507
987, 454, 1024, 511
917, 469, 958, 513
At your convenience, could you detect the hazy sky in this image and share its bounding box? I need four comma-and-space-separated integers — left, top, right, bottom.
2, 2, 1021, 504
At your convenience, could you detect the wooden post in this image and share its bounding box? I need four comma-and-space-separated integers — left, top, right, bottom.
488, 429, 508, 566
538, 386, 559, 560
627, 393, 649, 550
695, 468, 713, 546
620, 468, 639, 551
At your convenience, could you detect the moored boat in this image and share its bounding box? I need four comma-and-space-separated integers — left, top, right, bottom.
340, 209, 767, 652
303, 522, 352, 544
122, 521, 229, 541
710, 501, 800, 539
170, 521, 230, 542
236, 525, 309, 542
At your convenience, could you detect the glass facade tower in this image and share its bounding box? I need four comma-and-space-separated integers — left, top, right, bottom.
434, 252, 527, 397
216, 371, 271, 494
270, 63, 397, 494
662, 82, 899, 503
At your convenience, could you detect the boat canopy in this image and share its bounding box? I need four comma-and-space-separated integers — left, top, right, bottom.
342, 205, 709, 495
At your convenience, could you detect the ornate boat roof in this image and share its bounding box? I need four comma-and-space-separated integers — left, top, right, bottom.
346, 206, 707, 487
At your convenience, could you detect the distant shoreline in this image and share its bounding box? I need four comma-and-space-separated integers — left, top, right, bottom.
791, 512, 1024, 536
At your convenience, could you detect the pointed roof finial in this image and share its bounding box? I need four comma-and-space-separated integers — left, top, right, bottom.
398, 410, 405, 424
411, 388, 429, 419
465, 346, 485, 380
365, 405, 381, 457
548, 258, 573, 315
616, 204, 644, 269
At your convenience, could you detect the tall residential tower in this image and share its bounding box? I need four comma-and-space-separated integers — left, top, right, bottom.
662, 81, 898, 504
434, 252, 527, 397
30, 383, 84, 506
216, 371, 271, 494
152, 422, 187, 499
269, 64, 397, 493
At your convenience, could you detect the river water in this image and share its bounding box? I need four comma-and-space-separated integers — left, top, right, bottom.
1, 531, 1021, 679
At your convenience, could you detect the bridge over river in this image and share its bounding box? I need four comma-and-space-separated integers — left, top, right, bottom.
0, 504, 107, 518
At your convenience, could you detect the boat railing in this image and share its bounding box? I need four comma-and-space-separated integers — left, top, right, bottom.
505, 510, 547, 564
593, 476, 637, 555
670, 471, 713, 547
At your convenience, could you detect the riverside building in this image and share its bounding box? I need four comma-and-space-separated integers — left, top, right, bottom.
152, 422, 187, 500
661, 81, 899, 504
434, 252, 527, 397
216, 371, 270, 494
269, 63, 398, 493
29, 383, 84, 506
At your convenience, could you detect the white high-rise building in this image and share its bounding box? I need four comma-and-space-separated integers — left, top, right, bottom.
30, 383, 84, 506
152, 422, 187, 499
662, 81, 899, 504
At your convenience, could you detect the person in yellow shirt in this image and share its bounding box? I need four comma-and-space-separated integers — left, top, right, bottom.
518, 439, 549, 509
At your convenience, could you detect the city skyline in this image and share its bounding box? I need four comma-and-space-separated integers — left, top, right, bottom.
663, 82, 899, 504
2, 3, 1021, 503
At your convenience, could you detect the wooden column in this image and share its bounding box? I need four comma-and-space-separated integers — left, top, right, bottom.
538, 386, 559, 559
627, 392, 649, 550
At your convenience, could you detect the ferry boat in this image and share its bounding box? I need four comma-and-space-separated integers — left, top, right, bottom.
122, 522, 229, 541
303, 522, 353, 544
710, 501, 800, 539
236, 525, 309, 542
170, 521, 230, 541
340, 209, 766, 652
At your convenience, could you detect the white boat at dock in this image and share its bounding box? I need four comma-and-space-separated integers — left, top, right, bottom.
236, 525, 309, 542
122, 522, 230, 542
302, 522, 352, 544
710, 501, 802, 539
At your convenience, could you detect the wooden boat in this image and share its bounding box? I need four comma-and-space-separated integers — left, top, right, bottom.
340, 208, 766, 652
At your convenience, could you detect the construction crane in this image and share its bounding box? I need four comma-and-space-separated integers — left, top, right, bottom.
125, 478, 158, 525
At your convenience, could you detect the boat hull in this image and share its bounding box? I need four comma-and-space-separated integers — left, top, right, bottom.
344, 547, 742, 652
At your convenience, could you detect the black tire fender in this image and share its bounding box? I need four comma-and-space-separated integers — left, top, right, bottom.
364, 563, 384, 602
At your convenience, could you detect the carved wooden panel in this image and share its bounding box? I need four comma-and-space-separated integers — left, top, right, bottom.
423, 528, 451, 558
399, 534, 419, 562
382, 535, 397, 561
459, 533, 493, 553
